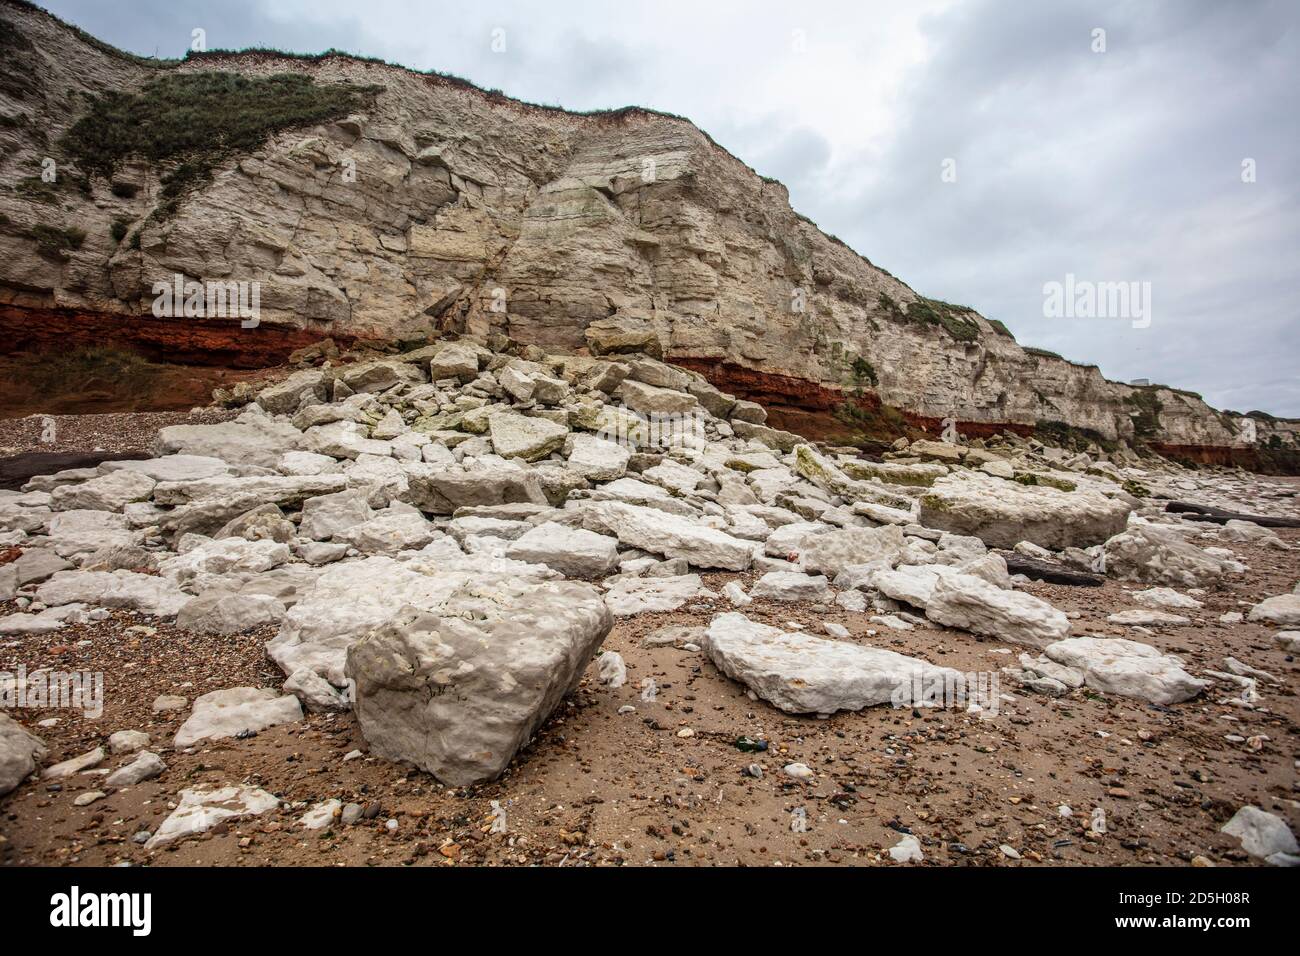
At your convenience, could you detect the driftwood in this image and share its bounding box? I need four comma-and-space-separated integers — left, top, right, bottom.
998, 551, 1104, 587
1165, 501, 1300, 529
0, 451, 150, 491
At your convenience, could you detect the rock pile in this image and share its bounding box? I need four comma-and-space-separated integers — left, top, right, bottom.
1, 339, 1295, 804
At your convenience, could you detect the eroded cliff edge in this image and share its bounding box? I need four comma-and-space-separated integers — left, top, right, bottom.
0, 0, 1294, 464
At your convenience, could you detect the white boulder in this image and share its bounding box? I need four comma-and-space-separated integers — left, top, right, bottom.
346, 579, 612, 785
925, 573, 1070, 647
701, 612, 962, 715
1043, 636, 1208, 704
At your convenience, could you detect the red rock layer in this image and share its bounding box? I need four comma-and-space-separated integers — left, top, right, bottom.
1148, 443, 1260, 469
673, 357, 1033, 442
0, 304, 341, 369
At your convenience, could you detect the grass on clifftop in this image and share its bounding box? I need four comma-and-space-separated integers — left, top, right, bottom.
59, 72, 382, 220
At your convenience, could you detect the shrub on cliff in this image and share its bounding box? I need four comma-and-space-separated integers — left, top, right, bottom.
876, 292, 980, 343
26, 224, 85, 259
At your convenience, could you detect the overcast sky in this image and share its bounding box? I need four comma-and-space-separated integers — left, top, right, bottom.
39, 0, 1300, 415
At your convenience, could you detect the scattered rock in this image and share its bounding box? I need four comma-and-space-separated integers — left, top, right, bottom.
145, 786, 280, 849
41, 746, 104, 780
108, 730, 150, 755
1043, 637, 1208, 704
1221, 806, 1299, 865
174, 688, 304, 747
105, 751, 167, 787
1247, 594, 1300, 627
925, 573, 1071, 647
889, 834, 924, 863
0, 713, 47, 796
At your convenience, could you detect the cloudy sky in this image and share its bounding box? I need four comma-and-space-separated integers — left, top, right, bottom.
41, 0, 1300, 415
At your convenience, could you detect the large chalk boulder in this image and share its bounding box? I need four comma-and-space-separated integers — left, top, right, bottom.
583, 501, 752, 570
346, 578, 612, 785
919, 474, 1131, 550
798, 524, 905, 576
505, 522, 620, 579
1102, 524, 1229, 589
1248, 594, 1300, 627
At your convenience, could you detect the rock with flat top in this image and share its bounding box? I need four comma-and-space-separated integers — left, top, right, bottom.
155, 418, 303, 470
50, 469, 155, 512
176, 591, 287, 635
174, 687, 303, 747
145, 786, 280, 849
1132, 587, 1202, 610
1107, 609, 1189, 627
603, 574, 710, 615
505, 522, 620, 579
36, 570, 189, 616
567, 434, 630, 481
919, 474, 1130, 550
583, 501, 752, 570
702, 612, 961, 715
101, 454, 231, 483
751, 571, 831, 602
488, 413, 568, 462
407, 467, 549, 515
1247, 593, 1300, 627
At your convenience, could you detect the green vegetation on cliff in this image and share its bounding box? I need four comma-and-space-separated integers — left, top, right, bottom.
1034, 419, 1119, 454
25, 223, 85, 259
1124, 389, 1163, 442
59, 71, 382, 221
877, 292, 981, 343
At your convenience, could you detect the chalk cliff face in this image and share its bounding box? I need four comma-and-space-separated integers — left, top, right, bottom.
0, 1, 1289, 457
